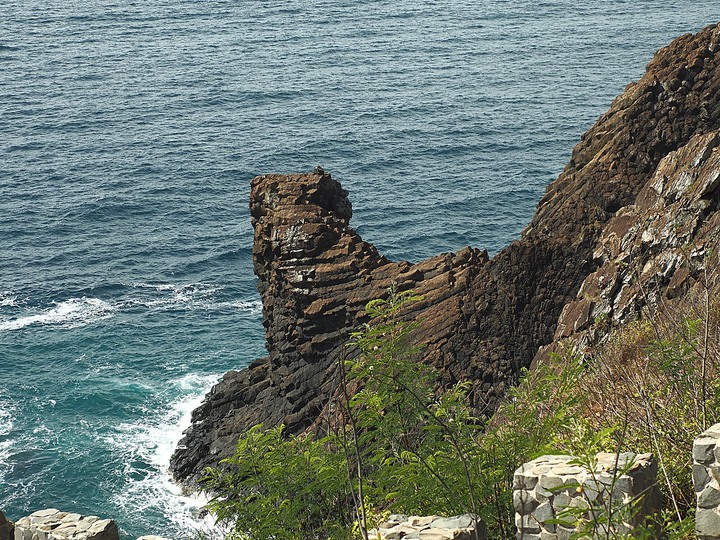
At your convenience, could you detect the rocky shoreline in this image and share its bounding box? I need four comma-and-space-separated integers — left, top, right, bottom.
171, 22, 720, 487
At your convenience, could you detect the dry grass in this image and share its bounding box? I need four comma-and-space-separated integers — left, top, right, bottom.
572, 268, 720, 517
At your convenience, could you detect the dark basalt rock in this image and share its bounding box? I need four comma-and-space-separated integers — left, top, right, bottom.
171, 23, 720, 486
171, 170, 489, 483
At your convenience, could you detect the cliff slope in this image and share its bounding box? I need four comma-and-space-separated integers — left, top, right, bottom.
171, 23, 720, 485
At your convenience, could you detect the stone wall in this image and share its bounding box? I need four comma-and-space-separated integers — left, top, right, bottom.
13, 510, 119, 540
369, 514, 485, 540
0, 509, 172, 540
513, 453, 661, 540
693, 424, 720, 539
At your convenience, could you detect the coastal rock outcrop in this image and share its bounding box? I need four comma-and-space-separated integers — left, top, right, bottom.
171, 22, 720, 485
171, 168, 490, 481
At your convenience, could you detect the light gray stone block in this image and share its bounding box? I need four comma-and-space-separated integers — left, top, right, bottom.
696, 508, 720, 537
695, 437, 718, 465
699, 485, 720, 509
514, 453, 658, 540
514, 490, 540, 514
532, 503, 554, 523
695, 463, 711, 491
694, 425, 720, 538
514, 473, 539, 491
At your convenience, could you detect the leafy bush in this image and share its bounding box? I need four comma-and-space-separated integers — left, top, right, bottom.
202, 424, 354, 540
202, 287, 493, 539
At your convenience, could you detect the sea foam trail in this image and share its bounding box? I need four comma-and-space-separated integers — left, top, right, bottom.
125, 282, 260, 314
110, 374, 227, 539
0, 403, 15, 484
0, 287, 261, 332
0, 292, 18, 307
0, 297, 116, 331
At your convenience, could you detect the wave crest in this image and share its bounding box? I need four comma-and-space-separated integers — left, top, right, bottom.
0, 297, 117, 331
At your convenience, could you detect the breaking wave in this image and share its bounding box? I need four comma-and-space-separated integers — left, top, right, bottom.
0, 297, 117, 331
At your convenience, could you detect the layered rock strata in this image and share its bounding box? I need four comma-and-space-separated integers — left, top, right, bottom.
172, 23, 720, 484
545, 129, 720, 358
171, 169, 490, 481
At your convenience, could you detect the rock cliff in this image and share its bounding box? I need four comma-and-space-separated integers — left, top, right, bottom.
547, 130, 720, 358
171, 23, 720, 485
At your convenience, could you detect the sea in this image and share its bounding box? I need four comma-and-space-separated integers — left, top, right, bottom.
1, 1, 718, 538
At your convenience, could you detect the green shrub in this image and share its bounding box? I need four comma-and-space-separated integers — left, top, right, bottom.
202, 279, 719, 540
202, 424, 354, 540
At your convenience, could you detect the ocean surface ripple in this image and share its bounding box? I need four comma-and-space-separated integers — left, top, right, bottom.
1, 1, 718, 537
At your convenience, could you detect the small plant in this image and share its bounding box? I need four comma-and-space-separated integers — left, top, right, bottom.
199, 269, 719, 539
342, 285, 484, 539
202, 287, 492, 539
549, 424, 652, 540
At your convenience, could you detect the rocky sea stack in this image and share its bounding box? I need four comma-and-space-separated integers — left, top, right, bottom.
171, 23, 720, 486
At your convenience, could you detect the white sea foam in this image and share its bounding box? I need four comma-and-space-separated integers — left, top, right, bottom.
0, 404, 13, 437
0, 297, 116, 331
0, 403, 15, 484
0, 292, 18, 307
126, 282, 261, 315
126, 282, 223, 310
218, 299, 263, 314
110, 374, 226, 539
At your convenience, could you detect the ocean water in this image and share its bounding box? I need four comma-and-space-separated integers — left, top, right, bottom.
1, 1, 718, 537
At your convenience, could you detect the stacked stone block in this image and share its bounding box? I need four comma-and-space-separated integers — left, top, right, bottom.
13, 509, 119, 540
693, 423, 720, 539
369, 514, 486, 540
513, 453, 660, 540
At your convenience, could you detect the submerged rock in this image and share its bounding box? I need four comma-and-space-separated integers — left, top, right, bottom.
171, 22, 720, 486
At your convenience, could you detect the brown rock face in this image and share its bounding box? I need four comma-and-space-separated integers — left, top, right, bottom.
548, 130, 720, 357
170, 168, 489, 482
171, 23, 720, 485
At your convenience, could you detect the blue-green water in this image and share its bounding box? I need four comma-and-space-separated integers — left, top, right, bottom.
1, 2, 718, 537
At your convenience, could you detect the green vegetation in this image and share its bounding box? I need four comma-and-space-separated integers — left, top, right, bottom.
203, 279, 720, 539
